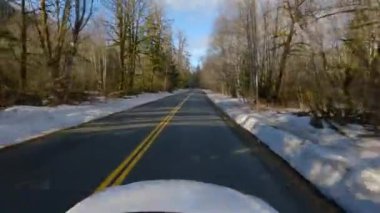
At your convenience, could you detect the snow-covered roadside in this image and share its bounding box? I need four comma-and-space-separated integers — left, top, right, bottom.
205, 91, 380, 213
0, 90, 186, 149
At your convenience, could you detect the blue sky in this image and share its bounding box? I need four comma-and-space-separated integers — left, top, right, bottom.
156, 0, 221, 67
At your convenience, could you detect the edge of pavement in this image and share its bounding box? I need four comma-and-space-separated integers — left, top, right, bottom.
202, 90, 344, 212
0, 90, 190, 152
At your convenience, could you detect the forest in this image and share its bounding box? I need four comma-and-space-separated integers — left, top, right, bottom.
1, 0, 379, 125
199, 0, 380, 125
0, 0, 192, 106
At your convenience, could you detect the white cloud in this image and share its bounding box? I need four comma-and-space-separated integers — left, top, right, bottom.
192, 36, 210, 50
188, 36, 211, 66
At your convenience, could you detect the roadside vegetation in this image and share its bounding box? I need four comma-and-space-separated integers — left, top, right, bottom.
0, 0, 192, 107
199, 0, 380, 126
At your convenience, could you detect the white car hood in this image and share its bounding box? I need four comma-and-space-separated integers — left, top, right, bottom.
68, 180, 277, 213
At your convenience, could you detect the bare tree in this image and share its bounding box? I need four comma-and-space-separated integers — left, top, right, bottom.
200, 0, 380, 124
243, 0, 259, 106
107, 0, 127, 90
107, 0, 147, 93
32, 0, 71, 102
62, 0, 94, 101
0, 0, 190, 106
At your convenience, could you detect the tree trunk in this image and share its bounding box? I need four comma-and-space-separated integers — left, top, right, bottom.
128, 69, 135, 92
274, 23, 295, 99
49, 60, 62, 104
163, 63, 168, 91
103, 51, 107, 95
119, 44, 126, 91
127, 50, 136, 92
62, 32, 80, 103
150, 70, 155, 91
20, 0, 27, 91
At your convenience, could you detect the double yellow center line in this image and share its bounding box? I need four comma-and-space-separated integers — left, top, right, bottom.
95, 93, 192, 192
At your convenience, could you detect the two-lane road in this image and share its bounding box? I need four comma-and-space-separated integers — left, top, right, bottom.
0, 90, 341, 212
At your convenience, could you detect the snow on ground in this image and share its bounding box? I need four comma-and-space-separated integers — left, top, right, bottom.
0, 90, 186, 149
206, 91, 380, 213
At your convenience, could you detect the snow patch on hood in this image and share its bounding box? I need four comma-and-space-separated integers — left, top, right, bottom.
68, 180, 277, 213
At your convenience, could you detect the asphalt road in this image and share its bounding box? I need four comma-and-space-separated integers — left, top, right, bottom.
0, 90, 341, 212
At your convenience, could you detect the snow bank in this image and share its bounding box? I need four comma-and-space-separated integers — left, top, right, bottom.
0, 90, 185, 149
206, 91, 380, 213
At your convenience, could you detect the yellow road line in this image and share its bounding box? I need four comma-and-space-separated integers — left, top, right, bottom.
112, 95, 191, 186
94, 114, 170, 192
95, 93, 192, 192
